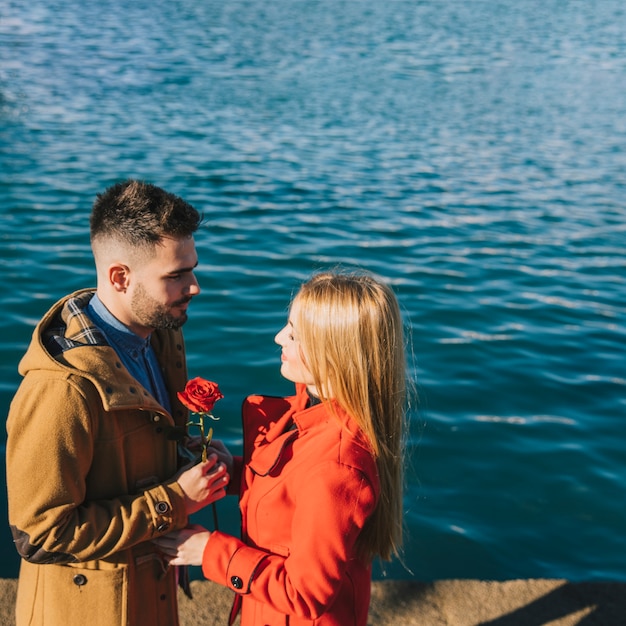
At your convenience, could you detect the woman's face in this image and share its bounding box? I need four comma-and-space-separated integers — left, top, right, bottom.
274, 301, 318, 394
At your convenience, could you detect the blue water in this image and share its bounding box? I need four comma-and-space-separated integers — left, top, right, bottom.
1, 0, 625, 583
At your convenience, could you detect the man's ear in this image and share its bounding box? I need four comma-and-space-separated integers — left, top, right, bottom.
109, 264, 130, 293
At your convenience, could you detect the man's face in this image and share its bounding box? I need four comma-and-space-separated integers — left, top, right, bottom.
127, 236, 200, 336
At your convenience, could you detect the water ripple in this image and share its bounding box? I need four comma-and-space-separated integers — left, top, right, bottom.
2, 0, 626, 583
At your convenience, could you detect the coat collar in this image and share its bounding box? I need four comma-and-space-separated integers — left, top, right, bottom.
247, 384, 341, 477
20, 289, 177, 416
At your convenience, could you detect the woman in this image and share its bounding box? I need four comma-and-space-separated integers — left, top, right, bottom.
156, 271, 407, 625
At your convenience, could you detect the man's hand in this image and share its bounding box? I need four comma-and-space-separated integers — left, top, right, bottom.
207, 439, 234, 479
176, 454, 229, 516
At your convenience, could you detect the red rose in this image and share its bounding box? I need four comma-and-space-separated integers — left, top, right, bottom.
177, 377, 224, 414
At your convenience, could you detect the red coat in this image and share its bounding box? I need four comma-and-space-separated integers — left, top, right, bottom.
203, 384, 379, 626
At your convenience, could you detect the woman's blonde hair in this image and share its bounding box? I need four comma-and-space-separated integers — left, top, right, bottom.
292, 271, 406, 561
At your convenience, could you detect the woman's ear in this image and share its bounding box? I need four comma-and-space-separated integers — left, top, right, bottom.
109, 263, 130, 293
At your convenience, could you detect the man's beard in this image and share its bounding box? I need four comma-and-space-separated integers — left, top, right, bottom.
131, 284, 190, 331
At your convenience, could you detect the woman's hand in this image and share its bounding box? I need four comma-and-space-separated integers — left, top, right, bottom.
176, 454, 229, 515
154, 524, 210, 566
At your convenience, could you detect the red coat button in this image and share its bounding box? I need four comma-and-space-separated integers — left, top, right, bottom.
230, 576, 243, 589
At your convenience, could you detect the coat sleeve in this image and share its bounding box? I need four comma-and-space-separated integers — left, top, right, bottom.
6, 375, 188, 564
201, 460, 377, 619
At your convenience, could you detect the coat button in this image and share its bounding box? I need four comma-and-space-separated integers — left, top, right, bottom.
73, 574, 87, 586
155, 501, 170, 514
230, 576, 243, 589
157, 523, 170, 532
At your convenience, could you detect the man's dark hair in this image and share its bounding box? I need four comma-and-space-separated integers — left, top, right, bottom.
90, 180, 202, 246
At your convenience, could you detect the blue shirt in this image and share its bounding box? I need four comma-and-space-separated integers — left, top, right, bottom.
86, 294, 172, 413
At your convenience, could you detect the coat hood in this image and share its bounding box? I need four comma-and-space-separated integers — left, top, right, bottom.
19, 288, 173, 414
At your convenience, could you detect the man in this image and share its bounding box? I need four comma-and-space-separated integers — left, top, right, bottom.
6, 180, 228, 626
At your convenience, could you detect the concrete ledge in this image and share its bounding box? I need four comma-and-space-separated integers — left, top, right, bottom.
1, 577, 625, 625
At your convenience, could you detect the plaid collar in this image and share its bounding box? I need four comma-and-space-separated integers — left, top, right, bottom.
43, 291, 108, 357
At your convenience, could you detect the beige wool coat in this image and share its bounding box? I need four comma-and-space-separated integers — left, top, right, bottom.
6, 290, 192, 626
